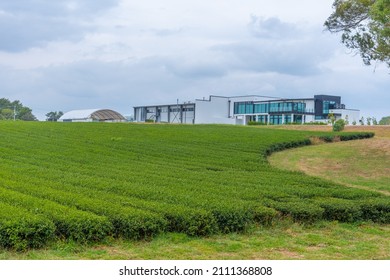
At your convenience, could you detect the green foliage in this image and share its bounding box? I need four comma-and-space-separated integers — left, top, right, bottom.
325, 0, 390, 67
264, 139, 312, 156
303, 122, 327, 125
0, 122, 387, 249
328, 113, 336, 125
46, 111, 64, 122
379, 116, 390, 125
247, 121, 267, 125
0, 203, 55, 250
0, 187, 112, 243
333, 119, 346, 131
339, 132, 375, 140
316, 198, 363, 222
266, 199, 325, 223
359, 198, 390, 223
0, 98, 37, 121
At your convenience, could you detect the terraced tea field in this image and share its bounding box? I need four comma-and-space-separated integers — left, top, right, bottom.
0, 121, 388, 250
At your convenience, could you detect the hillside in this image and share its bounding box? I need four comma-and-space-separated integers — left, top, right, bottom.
0, 122, 388, 250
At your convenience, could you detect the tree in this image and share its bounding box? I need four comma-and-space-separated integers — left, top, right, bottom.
328, 113, 336, 125
46, 111, 64, 122
379, 116, 390, 124
333, 119, 346, 131
0, 98, 37, 121
325, 0, 390, 68
345, 114, 350, 124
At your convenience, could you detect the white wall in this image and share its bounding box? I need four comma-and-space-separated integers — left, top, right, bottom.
195, 96, 235, 124
330, 109, 360, 124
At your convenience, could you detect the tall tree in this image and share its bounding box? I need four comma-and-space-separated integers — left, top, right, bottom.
379, 116, 390, 124
45, 111, 64, 121
0, 98, 37, 121
325, 0, 390, 68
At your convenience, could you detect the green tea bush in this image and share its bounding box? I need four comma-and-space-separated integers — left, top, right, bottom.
247, 121, 267, 126
339, 132, 375, 141
252, 206, 279, 225
0, 203, 55, 250
0, 187, 112, 243
0, 122, 387, 249
316, 198, 362, 222
359, 199, 390, 223
264, 139, 311, 156
265, 199, 325, 223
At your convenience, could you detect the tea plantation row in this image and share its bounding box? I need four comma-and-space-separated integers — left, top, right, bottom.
0, 122, 387, 250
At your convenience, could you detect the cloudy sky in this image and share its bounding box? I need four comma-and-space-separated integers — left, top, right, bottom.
0, 0, 388, 120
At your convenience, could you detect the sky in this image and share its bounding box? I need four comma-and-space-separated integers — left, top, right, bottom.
0, 0, 388, 121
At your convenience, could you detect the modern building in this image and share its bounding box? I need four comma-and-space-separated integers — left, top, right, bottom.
134, 95, 360, 125
59, 109, 126, 122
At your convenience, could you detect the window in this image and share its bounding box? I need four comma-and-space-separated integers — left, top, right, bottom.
234, 102, 253, 114
254, 103, 268, 113
270, 115, 282, 125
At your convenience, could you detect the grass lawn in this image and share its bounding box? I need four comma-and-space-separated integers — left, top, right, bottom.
1, 220, 389, 260
269, 126, 390, 195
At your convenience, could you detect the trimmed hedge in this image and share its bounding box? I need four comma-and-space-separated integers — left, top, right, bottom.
0, 187, 112, 243
252, 206, 279, 225
339, 132, 375, 141
358, 199, 390, 223
318, 132, 375, 143
3, 184, 167, 240
264, 139, 312, 156
265, 199, 325, 223
0, 203, 55, 250
315, 198, 362, 222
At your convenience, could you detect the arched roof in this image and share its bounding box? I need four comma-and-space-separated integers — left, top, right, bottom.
59, 109, 126, 121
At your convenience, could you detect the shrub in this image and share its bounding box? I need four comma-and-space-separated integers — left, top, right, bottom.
265, 199, 325, 223
333, 119, 345, 132
0, 203, 55, 250
318, 135, 335, 142
339, 132, 375, 141
252, 206, 279, 225
358, 199, 390, 223
303, 122, 327, 125
316, 198, 362, 222
248, 121, 267, 125
158, 207, 218, 236
264, 139, 311, 156
0, 187, 113, 243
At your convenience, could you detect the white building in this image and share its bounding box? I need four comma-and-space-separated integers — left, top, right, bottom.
134, 95, 360, 125
59, 109, 126, 122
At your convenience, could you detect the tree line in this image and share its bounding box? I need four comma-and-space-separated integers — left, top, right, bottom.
0, 98, 37, 121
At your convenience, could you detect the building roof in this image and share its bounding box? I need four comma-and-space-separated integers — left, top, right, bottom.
59, 109, 126, 121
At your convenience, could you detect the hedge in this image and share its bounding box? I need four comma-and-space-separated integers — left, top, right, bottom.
0, 203, 55, 250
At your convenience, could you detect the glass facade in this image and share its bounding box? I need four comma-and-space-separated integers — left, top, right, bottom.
234, 101, 307, 115
322, 101, 336, 114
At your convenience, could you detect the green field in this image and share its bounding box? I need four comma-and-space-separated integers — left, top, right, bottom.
0, 122, 388, 252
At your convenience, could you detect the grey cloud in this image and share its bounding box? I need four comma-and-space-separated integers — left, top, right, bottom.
1, 55, 389, 121
0, 0, 119, 52
151, 28, 183, 37
0, 1, 119, 16
248, 16, 299, 39
164, 57, 228, 79
210, 18, 336, 76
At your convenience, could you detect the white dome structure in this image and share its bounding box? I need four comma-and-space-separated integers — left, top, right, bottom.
59, 109, 126, 122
